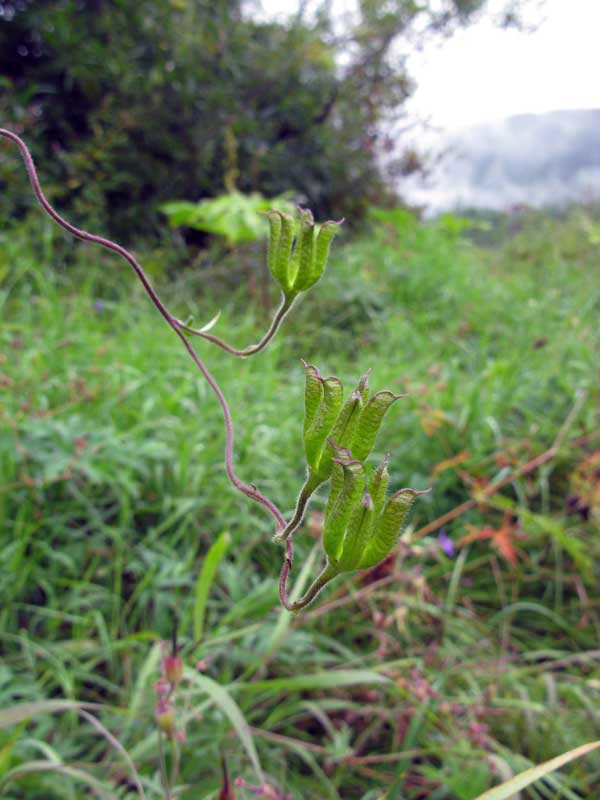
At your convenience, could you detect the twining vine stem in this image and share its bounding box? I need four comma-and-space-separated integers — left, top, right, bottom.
176, 293, 294, 357
0, 128, 287, 535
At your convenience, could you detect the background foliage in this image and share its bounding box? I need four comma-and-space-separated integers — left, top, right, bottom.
0, 0, 526, 239
0, 204, 599, 797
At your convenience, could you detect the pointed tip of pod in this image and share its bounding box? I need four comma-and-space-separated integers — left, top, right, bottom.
300, 358, 324, 379
370, 389, 408, 403
327, 436, 355, 461
358, 369, 371, 393
260, 208, 283, 219
390, 486, 432, 500
362, 492, 374, 511
375, 452, 392, 475
297, 206, 315, 224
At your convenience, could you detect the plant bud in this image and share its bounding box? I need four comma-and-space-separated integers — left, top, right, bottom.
156, 705, 176, 737
164, 654, 183, 687
338, 492, 376, 571
323, 456, 365, 564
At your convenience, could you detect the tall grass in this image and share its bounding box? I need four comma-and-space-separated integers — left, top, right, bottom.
1, 206, 599, 798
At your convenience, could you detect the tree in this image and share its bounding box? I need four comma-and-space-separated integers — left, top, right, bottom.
0, 0, 536, 239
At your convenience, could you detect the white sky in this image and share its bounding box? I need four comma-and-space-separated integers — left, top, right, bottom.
257, 0, 600, 131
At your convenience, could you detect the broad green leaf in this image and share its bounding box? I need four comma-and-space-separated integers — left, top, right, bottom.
474, 740, 600, 800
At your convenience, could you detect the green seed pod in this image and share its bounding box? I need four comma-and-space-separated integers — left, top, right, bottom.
290, 208, 316, 292
338, 492, 376, 571
323, 442, 353, 513
352, 390, 405, 461
302, 360, 324, 439
313, 387, 364, 484
303, 220, 341, 291
368, 453, 391, 520
359, 488, 423, 569
264, 210, 282, 284
323, 457, 366, 564
276, 212, 296, 293
304, 376, 343, 470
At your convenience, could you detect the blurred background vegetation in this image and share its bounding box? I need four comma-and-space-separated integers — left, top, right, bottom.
1, 1, 600, 799
0, 0, 527, 238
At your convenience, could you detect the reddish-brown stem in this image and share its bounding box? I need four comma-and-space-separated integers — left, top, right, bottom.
176, 292, 294, 357
0, 128, 285, 532
279, 537, 338, 612
279, 538, 295, 611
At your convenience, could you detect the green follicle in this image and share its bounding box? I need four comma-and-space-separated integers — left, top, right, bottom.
351, 390, 406, 461
276, 212, 296, 293
304, 375, 343, 470
265, 210, 282, 283
323, 457, 366, 564
311, 221, 341, 289
313, 386, 365, 484
290, 208, 316, 291
302, 360, 324, 439
368, 453, 390, 519
338, 492, 375, 571
359, 487, 429, 569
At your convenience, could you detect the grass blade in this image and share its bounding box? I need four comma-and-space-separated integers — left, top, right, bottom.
187, 670, 263, 783
239, 669, 390, 693
474, 740, 600, 800
0, 700, 102, 729
2, 760, 114, 799
191, 530, 231, 643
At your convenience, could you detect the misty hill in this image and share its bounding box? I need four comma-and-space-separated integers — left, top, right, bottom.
408, 109, 600, 212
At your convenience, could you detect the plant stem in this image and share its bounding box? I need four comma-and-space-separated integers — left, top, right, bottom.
281, 559, 339, 612
176, 292, 295, 357
0, 128, 286, 534
273, 472, 320, 543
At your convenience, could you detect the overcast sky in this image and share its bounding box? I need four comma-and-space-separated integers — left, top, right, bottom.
258, 0, 600, 131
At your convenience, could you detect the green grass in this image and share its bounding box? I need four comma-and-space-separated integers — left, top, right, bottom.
0, 206, 599, 799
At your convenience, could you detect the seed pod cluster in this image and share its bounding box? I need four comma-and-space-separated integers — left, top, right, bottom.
323, 450, 428, 572
264, 209, 341, 299
301, 361, 404, 491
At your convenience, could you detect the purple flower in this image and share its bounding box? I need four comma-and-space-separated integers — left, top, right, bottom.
438, 529, 455, 557
94, 300, 105, 312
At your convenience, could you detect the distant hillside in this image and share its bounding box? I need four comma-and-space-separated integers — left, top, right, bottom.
406, 109, 600, 212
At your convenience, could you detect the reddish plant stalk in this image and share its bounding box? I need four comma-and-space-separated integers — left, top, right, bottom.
0, 128, 286, 533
